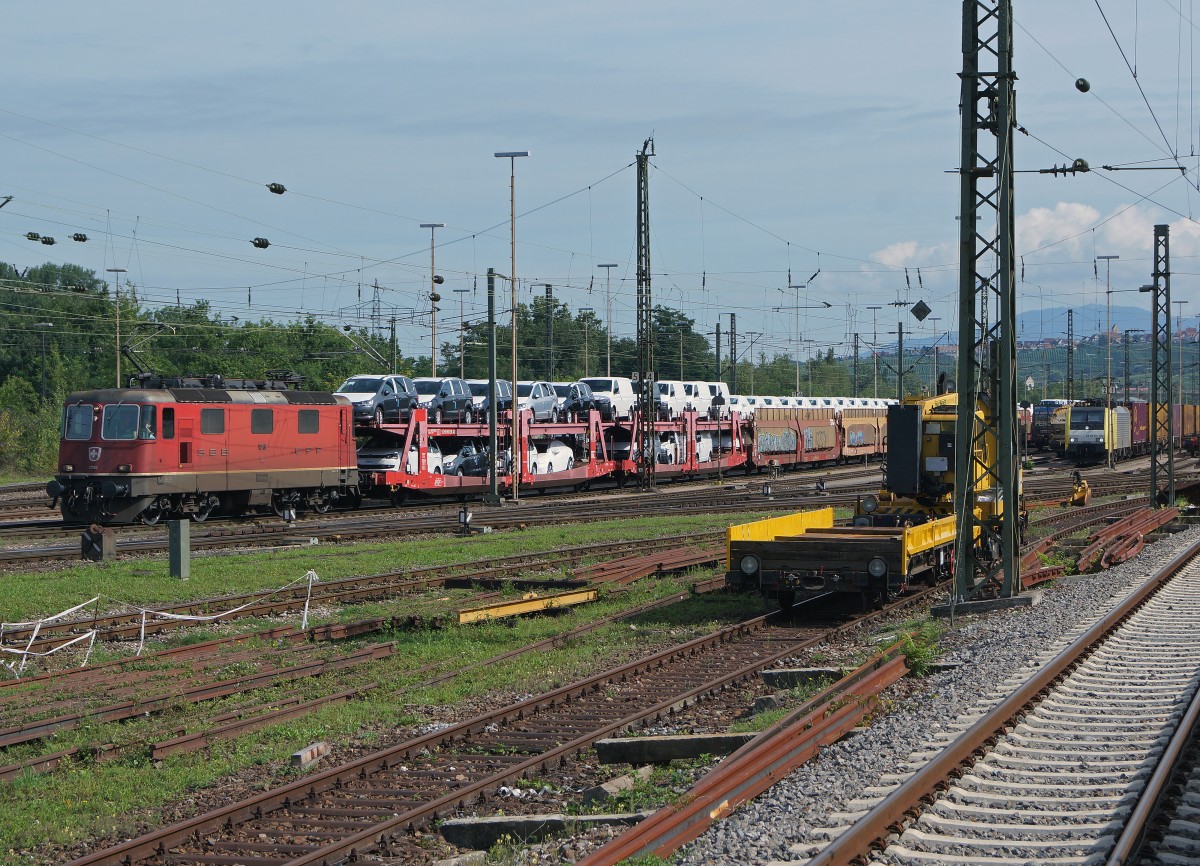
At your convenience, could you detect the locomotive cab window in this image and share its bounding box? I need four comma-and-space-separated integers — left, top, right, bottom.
200, 408, 225, 435
101, 404, 140, 440
251, 408, 273, 435
139, 405, 156, 439
298, 409, 319, 434
63, 404, 94, 440
162, 407, 175, 440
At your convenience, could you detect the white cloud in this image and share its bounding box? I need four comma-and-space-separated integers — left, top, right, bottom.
1016, 202, 1100, 255
872, 241, 919, 268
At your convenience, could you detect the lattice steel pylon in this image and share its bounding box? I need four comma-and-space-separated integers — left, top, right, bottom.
1066, 310, 1074, 401
636, 138, 656, 491
1148, 224, 1173, 506
952, 0, 1020, 601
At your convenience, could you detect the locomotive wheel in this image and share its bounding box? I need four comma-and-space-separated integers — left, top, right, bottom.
312, 497, 332, 514
141, 502, 164, 526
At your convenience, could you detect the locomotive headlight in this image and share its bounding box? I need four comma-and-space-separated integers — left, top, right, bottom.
61, 464, 74, 472
867, 557, 888, 578
739, 555, 760, 575
117, 464, 132, 473
862, 494, 879, 513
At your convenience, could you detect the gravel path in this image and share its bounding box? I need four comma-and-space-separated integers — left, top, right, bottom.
665, 526, 1200, 866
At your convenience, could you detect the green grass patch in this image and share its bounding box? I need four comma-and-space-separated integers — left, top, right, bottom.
0, 514, 775, 862
729, 675, 835, 733
0, 511, 759, 623
897, 618, 944, 677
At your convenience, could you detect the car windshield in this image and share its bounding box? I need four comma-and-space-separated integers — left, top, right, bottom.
581, 379, 612, 393
337, 377, 382, 393
414, 380, 440, 395
517, 384, 533, 397
468, 382, 489, 396
553, 385, 570, 397
657, 383, 668, 394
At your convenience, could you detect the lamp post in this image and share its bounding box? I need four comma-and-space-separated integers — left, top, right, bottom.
34, 322, 54, 402
779, 271, 823, 396
420, 223, 445, 376
746, 332, 762, 394
1098, 254, 1119, 420
928, 317, 942, 391
1175, 299, 1189, 406
537, 284, 554, 380
579, 308, 594, 376
1124, 329, 1137, 403
453, 287, 470, 377
494, 150, 530, 502
677, 322, 686, 379
867, 305, 882, 398
597, 263, 618, 375
106, 268, 126, 387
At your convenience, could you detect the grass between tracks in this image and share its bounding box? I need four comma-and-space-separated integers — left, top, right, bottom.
0, 511, 782, 862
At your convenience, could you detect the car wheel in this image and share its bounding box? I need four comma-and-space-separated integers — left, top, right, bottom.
433, 408, 443, 424
566, 457, 575, 470
374, 406, 384, 426
551, 407, 560, 423
456, 468, 465, 476
463, 407, 474, 424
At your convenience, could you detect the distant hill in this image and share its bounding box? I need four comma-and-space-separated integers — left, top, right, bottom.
1016, 304, 1153, 341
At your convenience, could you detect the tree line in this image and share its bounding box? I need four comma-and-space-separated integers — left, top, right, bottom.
6, 260, 1092, 478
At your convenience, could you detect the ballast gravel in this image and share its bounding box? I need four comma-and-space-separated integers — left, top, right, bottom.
677, 526, 1200, 866
509, 525, 1200, 866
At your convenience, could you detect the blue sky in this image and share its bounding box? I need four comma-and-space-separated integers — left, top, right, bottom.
3, 2, 1198, 373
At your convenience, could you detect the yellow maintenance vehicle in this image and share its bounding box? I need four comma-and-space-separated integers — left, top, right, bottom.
726, 389, 1009, 609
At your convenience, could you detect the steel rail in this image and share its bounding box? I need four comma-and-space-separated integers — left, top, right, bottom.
805, 535, 1200, 866
2, 532, 724, 650
577, 650, 911, 866
66, 588, 935, 866
1106, 660, 1200, 865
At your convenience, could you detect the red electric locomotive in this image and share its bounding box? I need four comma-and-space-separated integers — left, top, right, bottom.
47, 375, 360, 525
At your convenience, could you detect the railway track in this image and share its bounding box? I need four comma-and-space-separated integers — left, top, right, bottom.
60, 590, 927, 866
786, 535, 1200, 865
0, 533, 723, 654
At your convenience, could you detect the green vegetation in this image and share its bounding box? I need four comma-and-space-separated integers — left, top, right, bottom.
1037, 548, 1077, 575
0, 513, 771, 863
730, 675, 835, 733
897, 619, 944, 677
585, 764, 703, 816
0, 512, 752, 622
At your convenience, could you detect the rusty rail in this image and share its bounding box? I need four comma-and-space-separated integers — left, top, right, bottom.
576, 647, 910, 866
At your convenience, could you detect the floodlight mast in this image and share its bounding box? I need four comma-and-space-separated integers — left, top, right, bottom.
493, 151, 530, 501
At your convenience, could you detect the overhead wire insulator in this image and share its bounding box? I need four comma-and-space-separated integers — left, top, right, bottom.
25, 232, 40, 241
251, 237, 270, 249
40, 236, 55, 245
72, 233, 88, 242
266, 183, 286, 195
